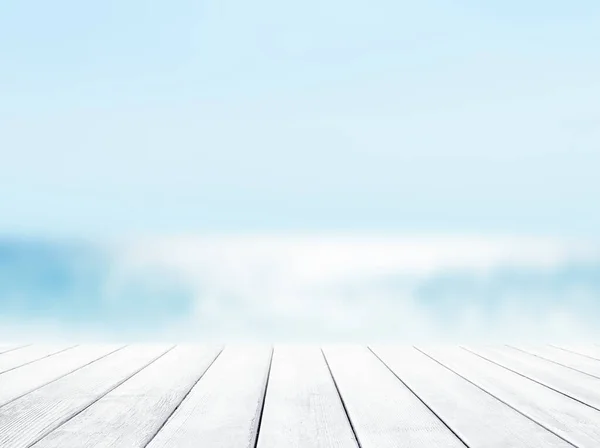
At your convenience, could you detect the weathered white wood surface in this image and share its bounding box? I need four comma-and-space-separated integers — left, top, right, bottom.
0, 345, 28, 355
32, 345, 222, 448
420, 345, 600, 448
257, 346, 358, 448
554, 345, 600, 361
1, 344, 599, 448
0, 345, 172, 448
0, 344, 76, 374
372, 346, 571, 448
146, 345, 272, 448
323, 346, 465, 448
509, 345, 600, 379
465, 345, 600, 410
0, 344, 124, 407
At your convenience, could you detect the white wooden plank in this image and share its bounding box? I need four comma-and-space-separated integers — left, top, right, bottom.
508, 345, 600, 379
0, 344, 28, 355
0, 344, 172, 448
465, 345, 600, 410
553, 345, 600, 361
372, 346, 570, 448
32, 345, 221, 448
322, 346, 464, 448
419, 345, 600, 448
0, 344, 124, 407
257, 346, 358, 448
146, 345, 272, 448
0, 344, 76, 374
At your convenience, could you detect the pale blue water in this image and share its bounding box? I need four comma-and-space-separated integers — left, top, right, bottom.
0, 240, 194, 335
1, 237, 599, 342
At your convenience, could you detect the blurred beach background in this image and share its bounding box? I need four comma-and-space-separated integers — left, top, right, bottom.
1, 1, 599, 342
1, 235, 600, 342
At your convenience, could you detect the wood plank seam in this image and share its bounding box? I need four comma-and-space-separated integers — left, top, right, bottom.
551, 346, 600, 362
141, 346, 226, 448
506, 346, 600, 381
0, 345, 31, 356
0, 345, 79, 376
414, 347, 578, 448
0, 345, 127, 410
461, 346, 600, 413
27, 345, 177, 448
252, 346, 275, 448
320, 348, 363, 448
368, 347, 470, 448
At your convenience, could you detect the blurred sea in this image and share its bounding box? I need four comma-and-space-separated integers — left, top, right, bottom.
1, 235, 599, 343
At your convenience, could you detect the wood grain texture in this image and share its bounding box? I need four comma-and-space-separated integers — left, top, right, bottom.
465, 345, 600, 410
257, 346, 358, 448
510, 345, 600, 379
420, 345, 600, 448
146, 345, 272, 448
1, 344, 600, 448
32, 345, 222, 448
371, 346, 570, 448
0, 344, 124, 407
0, 345, 76, 374
323, 346, 465, 448
0, 345, 172, 448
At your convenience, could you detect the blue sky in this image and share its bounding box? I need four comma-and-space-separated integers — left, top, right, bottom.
1, 0, 600, 237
